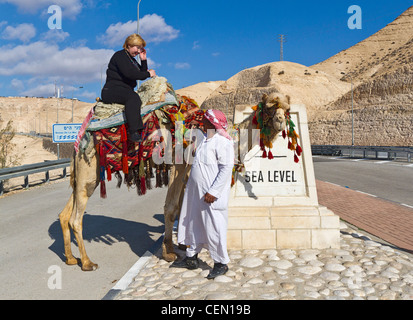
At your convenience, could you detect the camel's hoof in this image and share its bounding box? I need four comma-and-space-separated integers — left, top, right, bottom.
81, 262, 98, 271
65, 257, 78, 266
162, 242, 178, 262
163, 253, 178, 262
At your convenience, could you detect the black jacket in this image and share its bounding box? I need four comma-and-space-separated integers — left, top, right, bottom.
104, 49, 150, 90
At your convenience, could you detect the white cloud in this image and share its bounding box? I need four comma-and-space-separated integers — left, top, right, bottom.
0, 41, 114, 83
40, 29, 70, 42
98, 13, 179, 47
10, 78, 24, 90
0, 0, 82, 17
174, 62, 190, 70
20, 83, 55, 97
139, 14, 180, 43
192, 41, 200, 50
1, 23, 36, 42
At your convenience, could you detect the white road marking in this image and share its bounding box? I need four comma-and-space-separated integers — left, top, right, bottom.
111, 250, 152, 290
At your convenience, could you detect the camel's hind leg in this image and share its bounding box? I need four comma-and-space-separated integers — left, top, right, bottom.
70, 189, 98, 271
69, 154, 99, 271
59, 193, 78, 265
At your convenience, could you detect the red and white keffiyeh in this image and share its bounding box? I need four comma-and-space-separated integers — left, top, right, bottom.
204, 109, 232, 140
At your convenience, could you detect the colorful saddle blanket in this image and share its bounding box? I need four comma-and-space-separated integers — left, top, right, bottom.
74, 77, 201, 198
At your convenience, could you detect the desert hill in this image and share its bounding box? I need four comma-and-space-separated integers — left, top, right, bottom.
176, 81, 224, 105
0, 96, 93, 134
200, 61, 351, 124
313, 6, 413, 83
309, 6, 413, 146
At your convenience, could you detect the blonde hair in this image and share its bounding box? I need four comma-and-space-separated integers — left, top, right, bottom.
123, 34, 146, 49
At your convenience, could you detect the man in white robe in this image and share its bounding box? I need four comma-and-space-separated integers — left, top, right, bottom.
172, 109, 234, 279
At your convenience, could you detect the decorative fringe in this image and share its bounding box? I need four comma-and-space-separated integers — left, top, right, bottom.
268, 150, 274, 159
107, 165, 112, 181
155, 164, 162, 188
100, 180, 107, 199
98, 142, 107, 198
115, 171, 122, 188
145, 160, 152, 190
140, 177, 146, 195
296, 145, 303, 156
120, 125, 129, 174
162, 164, 169, 186
294, 154, 299, 163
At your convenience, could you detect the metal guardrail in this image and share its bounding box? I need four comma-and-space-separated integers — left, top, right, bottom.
311, 145, 412, 162
1, 145, 411, 196
0, 158, 71, 196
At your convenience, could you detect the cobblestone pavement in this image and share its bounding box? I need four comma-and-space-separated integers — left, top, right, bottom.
110, 179, 413, 300
114, 221, 413, 300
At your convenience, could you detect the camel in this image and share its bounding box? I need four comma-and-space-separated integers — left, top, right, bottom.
161, 91, 291, 262
58, 89, 290, 271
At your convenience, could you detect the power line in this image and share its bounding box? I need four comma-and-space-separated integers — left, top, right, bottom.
278, 34, 286, 61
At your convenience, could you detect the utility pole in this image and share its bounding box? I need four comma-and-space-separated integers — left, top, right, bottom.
278, 34, 286, 61
137, 0, 142, 34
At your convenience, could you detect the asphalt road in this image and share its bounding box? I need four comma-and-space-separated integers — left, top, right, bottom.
1, 156, 412, 300
0, 178, 167, 300
313, 156, 413, 207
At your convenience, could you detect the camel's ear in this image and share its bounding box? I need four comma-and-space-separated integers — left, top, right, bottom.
262, 94, 268, 103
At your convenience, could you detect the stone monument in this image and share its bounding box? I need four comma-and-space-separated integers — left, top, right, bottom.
227, 104, 340, 250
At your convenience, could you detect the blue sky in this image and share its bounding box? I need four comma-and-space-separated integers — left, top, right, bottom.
0, 0, 411, 102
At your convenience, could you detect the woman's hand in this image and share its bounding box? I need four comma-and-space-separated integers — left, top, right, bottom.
204, 192, 217, 204
139, 48, 147, 61
149, 69, 156, 77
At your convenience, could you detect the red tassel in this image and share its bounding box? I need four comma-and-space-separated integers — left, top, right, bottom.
100, 180, 107, 198
262, 149, 267, 158
252, 115, 258, 125
106, 166, 112, 181
260, 139, 265, 150
288, 140, 292, 149
140, 177, 146, 195
268, 150, 274, 159
121, 125, 129, 174
122, 157, 129, 174
294, 154, 299, 163
296, 145, 302, 156
282, 130, 286, 139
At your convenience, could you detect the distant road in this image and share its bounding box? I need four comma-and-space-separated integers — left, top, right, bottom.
0, 179, 167, 300
313, 156, 413, 207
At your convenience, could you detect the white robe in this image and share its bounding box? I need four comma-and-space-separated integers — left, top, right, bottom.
177, 132, 234, 264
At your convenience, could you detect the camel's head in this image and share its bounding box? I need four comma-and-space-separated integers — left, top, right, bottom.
261, 92, 291, 132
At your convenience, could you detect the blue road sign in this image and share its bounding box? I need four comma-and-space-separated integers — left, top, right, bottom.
52, 123, 82, 143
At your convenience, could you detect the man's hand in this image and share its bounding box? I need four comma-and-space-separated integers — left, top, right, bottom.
204, 192, 217, 204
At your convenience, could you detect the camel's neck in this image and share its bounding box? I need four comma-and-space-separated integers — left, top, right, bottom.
235, 112, 260, 161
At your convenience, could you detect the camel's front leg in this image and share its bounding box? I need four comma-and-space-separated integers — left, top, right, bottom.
70, 188, 98, 271
59, 193, 78, 265
162, 164, 190, 262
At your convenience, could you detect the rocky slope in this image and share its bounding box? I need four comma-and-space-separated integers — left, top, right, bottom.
310, 6, 413, 146
0, 97, 93, 133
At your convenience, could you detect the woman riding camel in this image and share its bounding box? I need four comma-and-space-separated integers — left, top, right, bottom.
101, 34, 156, 142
